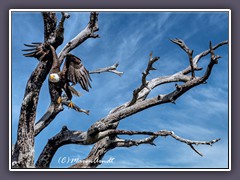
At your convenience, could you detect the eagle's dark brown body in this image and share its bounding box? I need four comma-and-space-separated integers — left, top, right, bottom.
23, 42, 92, 104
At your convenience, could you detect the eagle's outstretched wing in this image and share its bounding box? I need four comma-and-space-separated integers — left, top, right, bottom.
62, 54, 92, 92
23, 42, 50, 61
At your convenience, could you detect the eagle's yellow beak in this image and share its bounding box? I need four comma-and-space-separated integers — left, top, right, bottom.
50, 74, 54, 80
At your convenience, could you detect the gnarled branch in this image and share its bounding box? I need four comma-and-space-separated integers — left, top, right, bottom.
58, 12, 99, 66
36, 127, 220, 168
42, 11, 69, 49
170, 38, 195, 78
87, 45, 224, 137
124, 40, 228, 108
42, 12, 57, 43
76, 40, 227, 168
61, 98, 90, 115
34, 104, 63, 137
128, 53, 160, 106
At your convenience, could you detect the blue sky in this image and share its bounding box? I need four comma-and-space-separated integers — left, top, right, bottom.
11, 11, 229, 169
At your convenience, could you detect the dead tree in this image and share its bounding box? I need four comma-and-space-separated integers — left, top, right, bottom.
11, 11, 228, 168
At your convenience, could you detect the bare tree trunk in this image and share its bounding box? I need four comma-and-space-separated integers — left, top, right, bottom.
12, 12, 60, 168
12, 58, 53, 168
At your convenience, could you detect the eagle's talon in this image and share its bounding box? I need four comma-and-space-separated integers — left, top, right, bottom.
68, 101, 74, 108
57, 97, 62, 104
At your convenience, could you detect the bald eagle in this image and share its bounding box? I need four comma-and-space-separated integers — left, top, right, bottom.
23, 42, 92, 107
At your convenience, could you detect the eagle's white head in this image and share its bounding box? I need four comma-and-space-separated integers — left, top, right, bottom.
49, 73, 60, 83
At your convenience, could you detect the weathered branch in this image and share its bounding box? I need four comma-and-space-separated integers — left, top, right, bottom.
36, 126, 219, 168
61, 99, 90, 115
69, 135, 157, 168
111, 130, 220, 157
89, 62, 123, 76
36, 126, 85, 168
42, 12, 69, 49
86, 40, 227, 142
170, 38, 195, 78
128, 53, 160, 106
36, 128, 156, 168
34, 97, 89, 137
12, 52, 54, 168
125, 40, 228, 108
58, 12, 99, 65
114, 136, 157, 147
182, 40, 228, 75
53, 12, 70, 49
42, 12, 57, 43
34, 104, 63, 137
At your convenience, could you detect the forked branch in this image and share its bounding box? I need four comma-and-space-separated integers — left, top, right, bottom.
170, 38, 195, 78
58, 12, 99, 65
128, 53, 160, 106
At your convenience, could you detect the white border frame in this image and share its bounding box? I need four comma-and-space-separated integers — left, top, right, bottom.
9, 9, 231, 171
